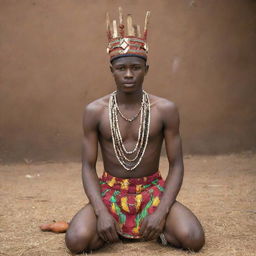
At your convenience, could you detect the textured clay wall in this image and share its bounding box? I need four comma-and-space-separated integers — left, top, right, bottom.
0, 0, 256, 162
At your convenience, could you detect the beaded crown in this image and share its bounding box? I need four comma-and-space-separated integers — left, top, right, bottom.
106, 7, 150, 62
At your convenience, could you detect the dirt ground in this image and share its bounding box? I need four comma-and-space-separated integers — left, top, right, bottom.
0, 153, 255, 256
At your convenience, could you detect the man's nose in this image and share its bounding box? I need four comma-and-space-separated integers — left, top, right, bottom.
124, 68, 133, 78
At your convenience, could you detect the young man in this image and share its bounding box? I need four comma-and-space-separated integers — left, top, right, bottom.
65, 8, 205, 254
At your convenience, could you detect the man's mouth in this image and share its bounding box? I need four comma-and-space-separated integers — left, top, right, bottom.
123, 84, 135, 88
123, 82, 136, 87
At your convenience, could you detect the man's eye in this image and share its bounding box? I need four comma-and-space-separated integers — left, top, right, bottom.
133, 66, 141, 70
117, 67, 125, 71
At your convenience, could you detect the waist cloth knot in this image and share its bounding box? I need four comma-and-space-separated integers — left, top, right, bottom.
99, 171, 165, 238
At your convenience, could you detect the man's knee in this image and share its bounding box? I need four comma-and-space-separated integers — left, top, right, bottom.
178, 227, 205, 252
65, 228, 91, 253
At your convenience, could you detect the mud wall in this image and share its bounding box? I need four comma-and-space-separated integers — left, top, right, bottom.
0, 0, 256, 162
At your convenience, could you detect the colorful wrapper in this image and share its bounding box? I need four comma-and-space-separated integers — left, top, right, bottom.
99, 171, 165, 238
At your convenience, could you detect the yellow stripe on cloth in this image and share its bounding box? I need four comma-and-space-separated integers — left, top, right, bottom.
107, 177, 116, 187
152, 196, 160, 207
136, 184, 142, 193
121, 197, 129, 212
132, 226, 140, 234
135, 194, 142, 212
111, 203, 116, 213
121, 179, 129, 190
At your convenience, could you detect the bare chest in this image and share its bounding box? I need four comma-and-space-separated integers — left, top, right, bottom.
98, 107, 163, 143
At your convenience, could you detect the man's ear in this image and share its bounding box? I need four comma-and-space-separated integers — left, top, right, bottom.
110, 65, 114, 73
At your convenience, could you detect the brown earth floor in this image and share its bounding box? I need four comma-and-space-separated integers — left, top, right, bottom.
0, 153, 255, 256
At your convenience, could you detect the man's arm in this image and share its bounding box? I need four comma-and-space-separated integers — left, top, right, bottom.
81, 103, 120, 242
155, 101, 184, 215
140, 100, 184, 240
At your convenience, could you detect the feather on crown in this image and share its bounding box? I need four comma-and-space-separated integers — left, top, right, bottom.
106, 7, 150, 62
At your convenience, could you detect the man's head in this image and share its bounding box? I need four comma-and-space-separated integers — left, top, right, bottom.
110, 56, 149, 93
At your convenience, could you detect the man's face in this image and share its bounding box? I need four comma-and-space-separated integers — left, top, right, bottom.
110, 56, 149, 93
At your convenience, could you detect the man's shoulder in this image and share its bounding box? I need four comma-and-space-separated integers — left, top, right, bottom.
149, 94, 179, 128
84, 94, 111, 114
149, 94, 178, 113
82, 94, 111, 129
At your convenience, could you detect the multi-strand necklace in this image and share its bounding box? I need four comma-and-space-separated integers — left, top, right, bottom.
109, 90, 150, 171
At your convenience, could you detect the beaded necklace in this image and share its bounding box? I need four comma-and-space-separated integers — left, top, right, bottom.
116, 104, 141, 122
109, 90, 150, 171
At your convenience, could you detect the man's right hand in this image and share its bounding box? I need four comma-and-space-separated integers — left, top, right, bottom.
96, 211, 120, 243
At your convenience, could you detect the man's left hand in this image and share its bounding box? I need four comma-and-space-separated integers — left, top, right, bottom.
139, 211, 166, 240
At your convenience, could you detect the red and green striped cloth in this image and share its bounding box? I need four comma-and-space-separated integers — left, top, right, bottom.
100, 171, 165, 239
